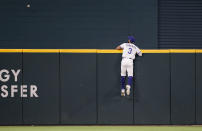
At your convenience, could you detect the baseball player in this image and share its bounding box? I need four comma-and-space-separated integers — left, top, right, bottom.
116, 36, 142, 96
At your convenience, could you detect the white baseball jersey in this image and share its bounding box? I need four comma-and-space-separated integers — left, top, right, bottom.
120, 43, 141, 76
120, 43, 141, 60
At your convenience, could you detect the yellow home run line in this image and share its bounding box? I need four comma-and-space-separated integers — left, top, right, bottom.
0, 49, 23, 53
141, 50, 169, 53
60, 49, 97, 53
0, 49, 201, 53
23, 49, 59, 53
170, 49, 196, 53
96, 50, 122, 53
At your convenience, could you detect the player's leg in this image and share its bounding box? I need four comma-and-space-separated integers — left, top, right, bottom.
121, 76, 126, 96
126, 63, 133, 96
121, 62, 127, 96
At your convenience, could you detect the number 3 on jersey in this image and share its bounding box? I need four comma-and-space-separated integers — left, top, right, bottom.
128, 48, 132, 54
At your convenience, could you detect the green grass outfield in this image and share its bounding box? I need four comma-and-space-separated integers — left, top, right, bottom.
1, 126, 202, 131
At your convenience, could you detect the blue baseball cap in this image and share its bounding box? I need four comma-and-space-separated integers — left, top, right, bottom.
128, 36, 136, 43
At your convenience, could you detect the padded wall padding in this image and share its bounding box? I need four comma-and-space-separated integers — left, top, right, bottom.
60, 53, 97, 124
23, 53, 59, 124
134, 54, 170, 124
171, 54, 195, 124
196, 53, 202, 124
0, 53, 23, 125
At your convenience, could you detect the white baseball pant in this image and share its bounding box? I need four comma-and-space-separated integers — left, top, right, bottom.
121, 58, 133, 77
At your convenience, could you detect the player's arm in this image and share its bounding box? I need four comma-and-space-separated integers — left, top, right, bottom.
115, 43, 125, 50
115, 45, 122, 50
137, 51, 142, 56
136, 46, 142, 56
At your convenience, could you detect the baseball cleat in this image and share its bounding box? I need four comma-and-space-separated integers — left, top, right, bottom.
121, 89, 125, 96
126, 85, 131, 96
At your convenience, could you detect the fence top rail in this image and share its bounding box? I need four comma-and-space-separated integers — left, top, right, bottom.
0, 49, 201, 53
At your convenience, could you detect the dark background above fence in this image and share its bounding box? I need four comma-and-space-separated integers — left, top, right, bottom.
0, 0, 157, 49
1, 0, 202, 49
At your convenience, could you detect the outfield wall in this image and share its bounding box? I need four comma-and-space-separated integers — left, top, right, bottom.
0, 49, 201, 125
